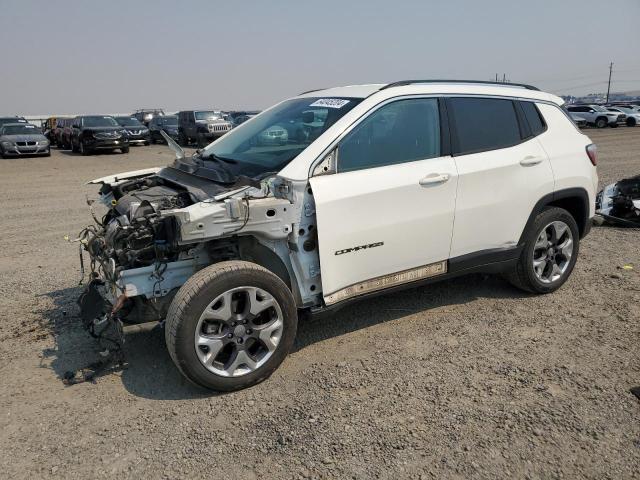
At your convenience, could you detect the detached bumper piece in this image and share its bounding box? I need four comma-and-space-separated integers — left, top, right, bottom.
596, 175, 640, 227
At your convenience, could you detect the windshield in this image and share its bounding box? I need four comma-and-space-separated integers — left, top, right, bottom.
195, 97, 362, 180
158, 116, 178, 126
195, 111, 223, 121
115, 117, 144, 127
1, 124, 41, 135
82, 116, 119, 127
0, 118, 26, 126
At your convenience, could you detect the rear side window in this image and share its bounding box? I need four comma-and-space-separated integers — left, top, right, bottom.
448, 97, 521, 155
520, 101, 546, 136
338, 98, 440, 173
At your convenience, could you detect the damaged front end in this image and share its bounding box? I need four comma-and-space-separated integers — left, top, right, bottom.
596, 175, 640, 227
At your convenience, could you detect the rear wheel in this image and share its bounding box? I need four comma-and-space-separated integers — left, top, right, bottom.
595, 117, 608, 128
165, 261, 298, 391
506, 207, 579, 294
121, 146, 130, 154
626, 118, 636, 127
178, 132, 188, 146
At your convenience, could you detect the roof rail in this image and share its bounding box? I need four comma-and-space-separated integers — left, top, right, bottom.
298, 88, 327, 95
380, 79, 540, 91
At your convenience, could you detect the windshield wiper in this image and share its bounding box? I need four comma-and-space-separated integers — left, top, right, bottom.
196, 151, 238, 164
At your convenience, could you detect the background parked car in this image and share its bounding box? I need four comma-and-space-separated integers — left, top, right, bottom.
70, 115, 129, 155
56, 118, 74, 149
132, 109, 165, 126
566, 105, 625, 128
0, 123, 50, 158
606, 106, 640, 126
568, 111, 588, 128
148, 115, 179, 144
42, 117, 59, 145
177, 110, 232, 147
114, 116, 150, 145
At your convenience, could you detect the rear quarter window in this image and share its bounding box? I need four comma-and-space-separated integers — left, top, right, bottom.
520, 101, 546, 136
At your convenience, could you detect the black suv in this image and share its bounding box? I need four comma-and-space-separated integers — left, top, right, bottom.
177, 110, 232, 147
114, 116, 150, 146
70, 115, 130, 155
148, 115, 179, 144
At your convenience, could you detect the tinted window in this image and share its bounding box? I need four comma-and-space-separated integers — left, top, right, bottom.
520, 101, 546, 136
338, 98, 440, 173
449, 97, 521, 155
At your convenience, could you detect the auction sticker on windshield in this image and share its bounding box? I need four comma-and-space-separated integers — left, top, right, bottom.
309, 98, 350, 109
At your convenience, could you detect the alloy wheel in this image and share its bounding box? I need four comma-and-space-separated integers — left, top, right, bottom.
532, 220, 574, 284
194, 286, 283, 377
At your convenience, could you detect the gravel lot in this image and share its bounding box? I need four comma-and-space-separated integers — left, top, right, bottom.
0, 129, 639, 479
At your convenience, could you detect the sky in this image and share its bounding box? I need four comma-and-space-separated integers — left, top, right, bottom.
1, 0, 639, 115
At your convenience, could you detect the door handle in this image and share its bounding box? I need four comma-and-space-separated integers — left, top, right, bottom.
419, 173, 450, 186
520, 156, 544, 167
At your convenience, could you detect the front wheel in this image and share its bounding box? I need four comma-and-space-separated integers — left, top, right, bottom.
79, 140, 90, 156
165, 261, 298, 391
626, 118, 636, 127
595, 117, 608, 128
506, 207, 579, 294
120, 146, 130, 154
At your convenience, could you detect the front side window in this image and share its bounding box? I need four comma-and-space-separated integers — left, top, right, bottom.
337, 98, 440, 173
449, 97, 521, 155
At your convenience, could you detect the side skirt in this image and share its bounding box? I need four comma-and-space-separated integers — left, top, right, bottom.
309, 246, 521, 319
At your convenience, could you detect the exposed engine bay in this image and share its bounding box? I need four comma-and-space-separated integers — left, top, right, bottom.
76, 160, 322, 333
596, 175, 640, 227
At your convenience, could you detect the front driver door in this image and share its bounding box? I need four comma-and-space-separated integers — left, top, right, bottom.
309, 97, 458, 304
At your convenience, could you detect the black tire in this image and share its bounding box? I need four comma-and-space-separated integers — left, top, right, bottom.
165, 260, 298, 392
626, 118, 636, 127
506, 207, 580, 294
144, 140, 150, 146
178, 132, 188, 146
71, 139, 79, 153
149, 136, 156, 144
79, 140, 91, 156
610, 123, 618, 128
121, 146, 130, 154
595, 117, 608, 128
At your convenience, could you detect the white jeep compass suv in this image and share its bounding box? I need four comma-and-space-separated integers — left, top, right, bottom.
78, 80, 598, 391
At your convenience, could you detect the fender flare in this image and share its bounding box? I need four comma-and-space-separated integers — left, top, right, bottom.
518, 187, 590, 245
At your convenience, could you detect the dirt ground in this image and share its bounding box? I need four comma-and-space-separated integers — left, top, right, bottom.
0, 129, 639, 479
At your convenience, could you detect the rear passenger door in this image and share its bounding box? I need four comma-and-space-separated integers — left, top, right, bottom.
447, 97, 554, 259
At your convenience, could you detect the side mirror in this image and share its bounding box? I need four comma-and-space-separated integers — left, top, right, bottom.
312, 148, 338, 177
302, 111, 315, 123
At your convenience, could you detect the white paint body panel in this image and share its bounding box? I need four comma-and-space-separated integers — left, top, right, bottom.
450, 137, 554, 257
536, 103, 598, 217
311, 156, 458, 296
88, 167, 162, 185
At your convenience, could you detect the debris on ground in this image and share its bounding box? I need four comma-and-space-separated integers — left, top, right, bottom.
596, 175, 640, 227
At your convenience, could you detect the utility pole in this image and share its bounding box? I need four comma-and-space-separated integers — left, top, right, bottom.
606, 62, 613, 103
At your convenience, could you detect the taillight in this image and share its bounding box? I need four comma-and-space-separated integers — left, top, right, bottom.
586, 143, 597, 166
